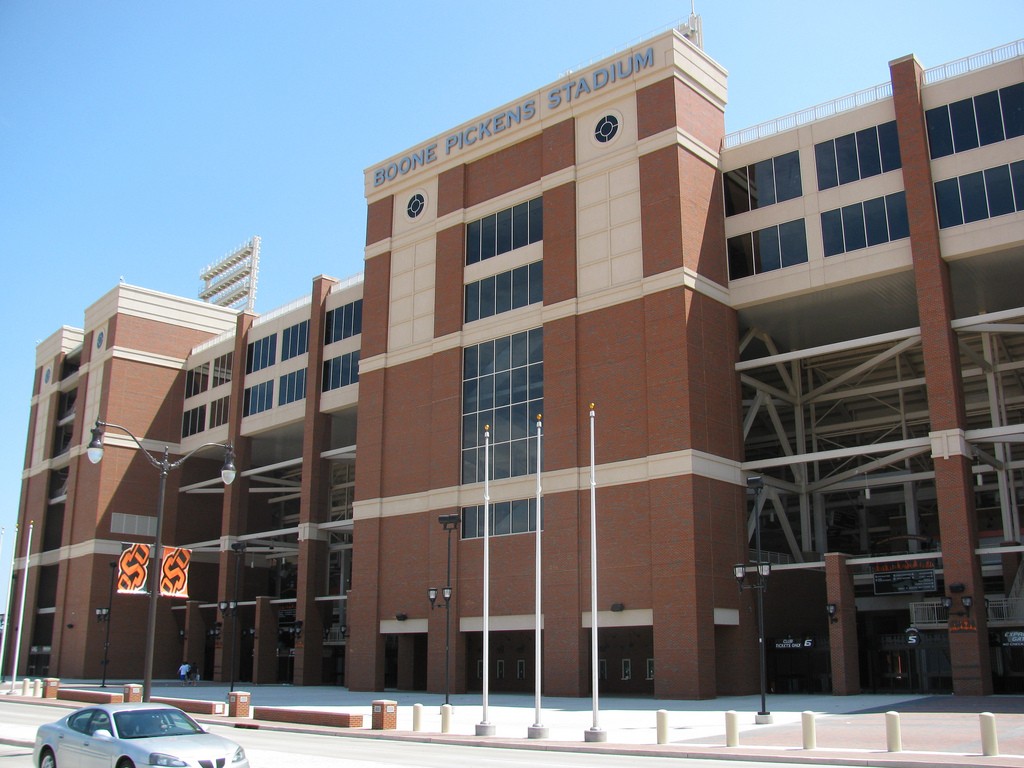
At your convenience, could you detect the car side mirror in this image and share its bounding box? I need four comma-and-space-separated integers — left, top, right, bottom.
92, 729, 113, 740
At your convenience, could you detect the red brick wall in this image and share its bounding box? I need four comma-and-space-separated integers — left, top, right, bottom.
466, 134, 543, 207
434, 225, 465, 338
365, 196, 393, 247
542, 183, 578, 304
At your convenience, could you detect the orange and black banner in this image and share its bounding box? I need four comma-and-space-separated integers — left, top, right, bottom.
160, 547, 191, 598
117, 543, 150, 594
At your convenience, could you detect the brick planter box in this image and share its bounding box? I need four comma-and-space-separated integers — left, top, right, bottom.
251, 707, 363, 728
57, 689, 124, 704
151, 696, 227, 716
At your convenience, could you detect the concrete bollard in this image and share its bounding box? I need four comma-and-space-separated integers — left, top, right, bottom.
885, 711, 902, 752
413, 703, 423, 732
801, 711, 816, 750
440, 703, 452, 734
21, 679, 30, 696
656, 709, 668, 745
980, 712, 999, 756
33, 679, 43, 697
725, 710, 739, 747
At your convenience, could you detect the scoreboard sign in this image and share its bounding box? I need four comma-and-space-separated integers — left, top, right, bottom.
873, 559, 937, 595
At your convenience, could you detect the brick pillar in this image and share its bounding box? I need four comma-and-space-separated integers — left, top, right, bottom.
182, 600, 204, 678
251, 596, 278, 684
890, 54, 991, 695
825, 553, 860, 695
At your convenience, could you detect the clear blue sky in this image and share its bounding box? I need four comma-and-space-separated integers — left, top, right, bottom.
1, 0, 1021, 608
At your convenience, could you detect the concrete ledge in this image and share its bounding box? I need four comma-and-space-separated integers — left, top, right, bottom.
252, 706, 363, 728
152, 696, 227, 716
57, 689, 124, 704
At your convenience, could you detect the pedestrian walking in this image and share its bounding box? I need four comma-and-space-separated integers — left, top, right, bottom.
178, 661, 191, 685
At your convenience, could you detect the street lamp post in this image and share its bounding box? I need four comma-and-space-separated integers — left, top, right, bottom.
221, 540, 246, 692
87, 419, 236, 702
428, 513, 459, 706
95, 560, 116, 687
733, 475, 772, 724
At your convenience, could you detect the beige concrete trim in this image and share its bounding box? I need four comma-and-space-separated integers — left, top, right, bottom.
582, 608, 653, 628
714, 607, 740, 626
461, 613, 543, 632
380, 618, 428, 634
931, 428, 970, 460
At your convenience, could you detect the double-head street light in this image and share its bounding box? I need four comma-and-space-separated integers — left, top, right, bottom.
87, 419, 236, 702
95, 560, 117, 687
733, 475, 772, 724
428, 512, 460, 706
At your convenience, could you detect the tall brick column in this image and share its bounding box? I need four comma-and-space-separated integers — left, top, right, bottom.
825, 553, 860, 694
890, 55, 991, 695
251, 596, 278, 684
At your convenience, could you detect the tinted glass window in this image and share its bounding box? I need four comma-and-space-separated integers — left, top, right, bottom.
529, 197, 543, 242
1011, 160, 1024, 211
949, 97, 979, 153
1002, 83, 1024, 139
755, 226, 781, 273
856, 127, 882, 178
878, 121, 902, 172
774, 151, 802, 201
465, 283, 480, 322
926, 106, 954, 159
863, 197, 889, 246
494, 270, 512, 314
885, 192, 910, 240
779, 219, 808, 267
750, 158, 775, 209
984, 166, 1015, 217
466, 220, 481, 265
495, 208, 512, 254
975, 90, 1005, 146
959, 171, 988, 223
481, 215, 497, 260
512, 202, 530, 249
529, 261, 543, 304
814, 141, 838, 190
727, 233, 754, 279
821, 209, 845, 257
724, 168, 751, 215
479, 276, 495, 317
841, 203, 866, 252
835, 133, 860, 185
935, 178, 964, 228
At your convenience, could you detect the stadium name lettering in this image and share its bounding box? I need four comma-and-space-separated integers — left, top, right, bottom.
372, 47, 655, 188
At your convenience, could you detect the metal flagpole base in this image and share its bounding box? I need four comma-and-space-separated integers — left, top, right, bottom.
584, 727, 607, 742
476, 722, 496, 736
528, 724, 549, 739
755, 712, 774, 724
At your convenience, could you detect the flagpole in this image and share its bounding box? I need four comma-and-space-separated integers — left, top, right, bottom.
528, 414, 547, 739
476, 425, 495, 736
8, 522, 33, 693
0, 526, 10, 685
584, 405, 606, 742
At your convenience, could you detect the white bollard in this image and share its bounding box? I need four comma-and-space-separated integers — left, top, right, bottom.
32, 679, 42, 697
440, 703, 452, 734
412, 703, 423, 732
656, 709, 668, 745
801, 711, 816, 750
885, 711, 902, 752
725, 710, 739, 747
980, 712, 999, 757
21, 679, 30, 696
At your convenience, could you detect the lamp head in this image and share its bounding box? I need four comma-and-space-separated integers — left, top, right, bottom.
87, 425, 105, 464
428, 587, 438, 606
733, 563, 747, 582
442, 586, 452, 602
221, 446, 237, 485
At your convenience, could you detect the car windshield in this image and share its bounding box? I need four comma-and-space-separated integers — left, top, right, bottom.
113, 709, 203, 739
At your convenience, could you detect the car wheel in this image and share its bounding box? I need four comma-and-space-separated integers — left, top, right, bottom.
116, 760, 135, 768
39, 748, 56, 768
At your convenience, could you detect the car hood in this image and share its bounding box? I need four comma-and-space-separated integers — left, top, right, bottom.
123, 732, 239, 758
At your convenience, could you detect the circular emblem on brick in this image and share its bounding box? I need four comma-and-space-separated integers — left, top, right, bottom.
407, 193, 426, 219
96, 330, 105, 349
595, 114, 619, 143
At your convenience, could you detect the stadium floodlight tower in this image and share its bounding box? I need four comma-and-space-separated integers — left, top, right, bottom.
199, 236, 261, 312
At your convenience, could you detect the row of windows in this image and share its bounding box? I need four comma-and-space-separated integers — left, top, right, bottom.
466, 197, 543, 265
821, 192, 909, 257
209, 395, 230, 429
926, 82, 1024, 159
180, 396, 230, 438
723, 150, 801, 217
936, 160, 1024, 229
323, 350, 360, 392
246, 335, 277, 374
727, 219, 808, 280
461, 498, 541, 539
462, 329, 543, 484
184, 353, 232, 399
325, 300, 363, 345
814, 121, 901, 191
243, 380, 274, 416
279, 369, 307, 406
464, 261, 542, 323
281, 321, 309, 361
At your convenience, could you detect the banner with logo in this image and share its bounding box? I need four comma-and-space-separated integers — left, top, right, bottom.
160, 546, 191, 598
117, 543, 151, 594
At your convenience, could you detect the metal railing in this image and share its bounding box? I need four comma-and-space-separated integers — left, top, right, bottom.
922, 38, 1024, 85
910, 597, 1024, 628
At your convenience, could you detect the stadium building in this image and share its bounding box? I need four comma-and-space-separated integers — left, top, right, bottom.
6, 22, 1024, 698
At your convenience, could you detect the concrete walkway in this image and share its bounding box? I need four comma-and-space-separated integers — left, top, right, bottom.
3, 679, 1024, 767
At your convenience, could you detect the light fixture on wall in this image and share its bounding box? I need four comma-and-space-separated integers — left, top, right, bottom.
826, 603, 838, 624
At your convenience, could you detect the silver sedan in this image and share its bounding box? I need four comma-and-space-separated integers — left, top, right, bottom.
34, 702, 249, 768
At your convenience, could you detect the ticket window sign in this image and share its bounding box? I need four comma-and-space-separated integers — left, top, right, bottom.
872, 561, 937, 595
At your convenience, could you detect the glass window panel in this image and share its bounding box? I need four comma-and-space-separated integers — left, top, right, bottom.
478, 374, 494, 410
495, 208, 513, 255
778, 219, 808, 267
934, 177, 964, 228
493, 443, 511, 480
463, 414, 478, 450
723, 167, 750, 216
511, 331, 529, 368
511, 367, 528, 404
493, 502, 512, 535
494, 336, 511, 371
949, 97, 979, 153
877, 121, 902, 172
510, 401, 529, 439
773, 151, 802, 201
464, 346, 478, 380
750, 158, 775, 209
842, 203, 867, 252
975, 90, 1005, 146
1002, 83, 1024, 139
528, 362, 544, 399
864, 196, 889, 246
481, 214, 497, 260
754, 226, 781, 273
494, 371, 511, 408
493, 405, 511, 441
495, 270, 512, 314
512, 202, 530, 249
814, 141, 839, 190
835, 133, 860, 185
529, 260, 543, 304
462, 451, 478, 486
511, 265, 529, 309
479, 276, 495, 319
464, 283, 480, 322
466, 220, 482, 264
512, 499, 530, 533
885, 192, 910, 241
528, 328, 544, 364
1011, 160, 1024, 211
959, 171, 988, 223
727, 233, 755, 279
528, 197, 544, 242
352, 300, 362, 335
821, 209, 845, 257
984, 165, 1015, 218
511, 438, 529, 478
925, 107, 954, 159
856, 127, 882, 178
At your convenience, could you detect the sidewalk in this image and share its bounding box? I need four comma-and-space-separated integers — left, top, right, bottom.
3, 680, 1024, 767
